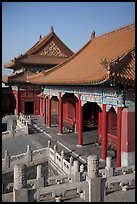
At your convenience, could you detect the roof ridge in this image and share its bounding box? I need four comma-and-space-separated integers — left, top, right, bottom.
39, 23, 135, 78
95, 22, 135, 41
53, 32, 74, 54
24, 32, 52, 56
110, 48, 135, 73
109, 46, 135, 64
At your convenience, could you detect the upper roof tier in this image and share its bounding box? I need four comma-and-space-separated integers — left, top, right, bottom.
4, 26, 74, 69
28, 23, 135, 87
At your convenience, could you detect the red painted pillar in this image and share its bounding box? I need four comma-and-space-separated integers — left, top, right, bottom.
40, 98, 42, 115
78, 94, 83, 145
116, 106, 123, 167
102, 104, 107, 160
16, 89, 19, 115
76, 98, 79, 132
48, 95, 51, 127
37, 97, 40, 115
58, 92, 63, 134
98, 110, 101, 143
43, 96, 46, 124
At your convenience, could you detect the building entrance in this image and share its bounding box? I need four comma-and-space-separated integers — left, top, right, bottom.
83, 102, 100, 132
25, 101, 34, 114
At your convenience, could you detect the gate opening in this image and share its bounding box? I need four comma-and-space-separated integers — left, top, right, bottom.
25, 101, 34, 114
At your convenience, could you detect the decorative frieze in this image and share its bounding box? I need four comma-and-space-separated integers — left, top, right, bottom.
43, 86, 127, 107
81, 94, 102, 104
44, 89, 59, 98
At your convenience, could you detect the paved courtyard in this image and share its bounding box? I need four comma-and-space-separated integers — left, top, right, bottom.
2, 115, 135, 202
2, 115, 116, 168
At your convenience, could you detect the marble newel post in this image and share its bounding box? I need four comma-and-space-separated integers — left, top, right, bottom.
86, 155, 106, 202
36, 164, 44, 188
13, 164, 28, 202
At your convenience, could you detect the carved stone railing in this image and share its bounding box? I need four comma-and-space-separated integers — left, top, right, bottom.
2, 131, 11, 136
34, 180, 88, 202
2, 146, 48, 173
105, 172, 135, 194
47, 174, 73, 186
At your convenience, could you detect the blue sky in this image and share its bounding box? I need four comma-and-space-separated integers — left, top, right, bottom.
2, 2, 135, 76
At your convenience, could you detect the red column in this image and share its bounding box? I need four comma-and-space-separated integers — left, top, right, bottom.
58, 92, 63, 134
37, 97, 40, 115
102, 104, 107, 160
78, 94, 83, 145
116, 106, 123, 167
40, 98, 42, 115
76, 98, 79, 132
98, 110, 101, 143
43, 96, 46, 124
48, 95, 51, 127
16, 89, 19, 115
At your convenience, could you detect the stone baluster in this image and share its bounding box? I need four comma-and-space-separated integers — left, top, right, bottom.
86, 155, 106, 202
73, 160, 80, 182
13, 164, 28, 202
80, 164, 84, 181
3, 150, 10, 170
25, 122, 29, 134
69, 156, 73, 174
105, 157, 114, 177
36, 164, 44, 188
28, 115, 31, 125
47, 140, 51, 158
26, 145, 32, 163
61, 150, 64, 169
7, 119, 13, 131
37, 165, 42, 179
120, 181, 129, 191
10, 127, 15, 137
14, 164, 27, 189
54, 145, 57, 163
55, 196, 62, 202
87, 155, 99, 178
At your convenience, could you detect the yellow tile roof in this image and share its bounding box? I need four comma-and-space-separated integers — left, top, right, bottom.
28, 23, 135, 86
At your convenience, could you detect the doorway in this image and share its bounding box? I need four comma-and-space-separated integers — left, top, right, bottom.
25, 101, 34, 114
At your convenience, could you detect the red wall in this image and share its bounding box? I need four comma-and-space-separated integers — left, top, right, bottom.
63, 94, 77, 125
121, 107, 135, 152
51, 96, 59, 115
12, 89, 40, 115
2, 88, 15, 116
40, 97, 44, 116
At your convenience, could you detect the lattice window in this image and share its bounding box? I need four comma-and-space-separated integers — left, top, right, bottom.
40, 41, 67, 57
107, 107, 117, 136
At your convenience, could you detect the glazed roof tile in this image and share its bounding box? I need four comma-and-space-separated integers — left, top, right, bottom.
2, 71, 35, 84
4, 28, 74, 69
28, 23, 135, 86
